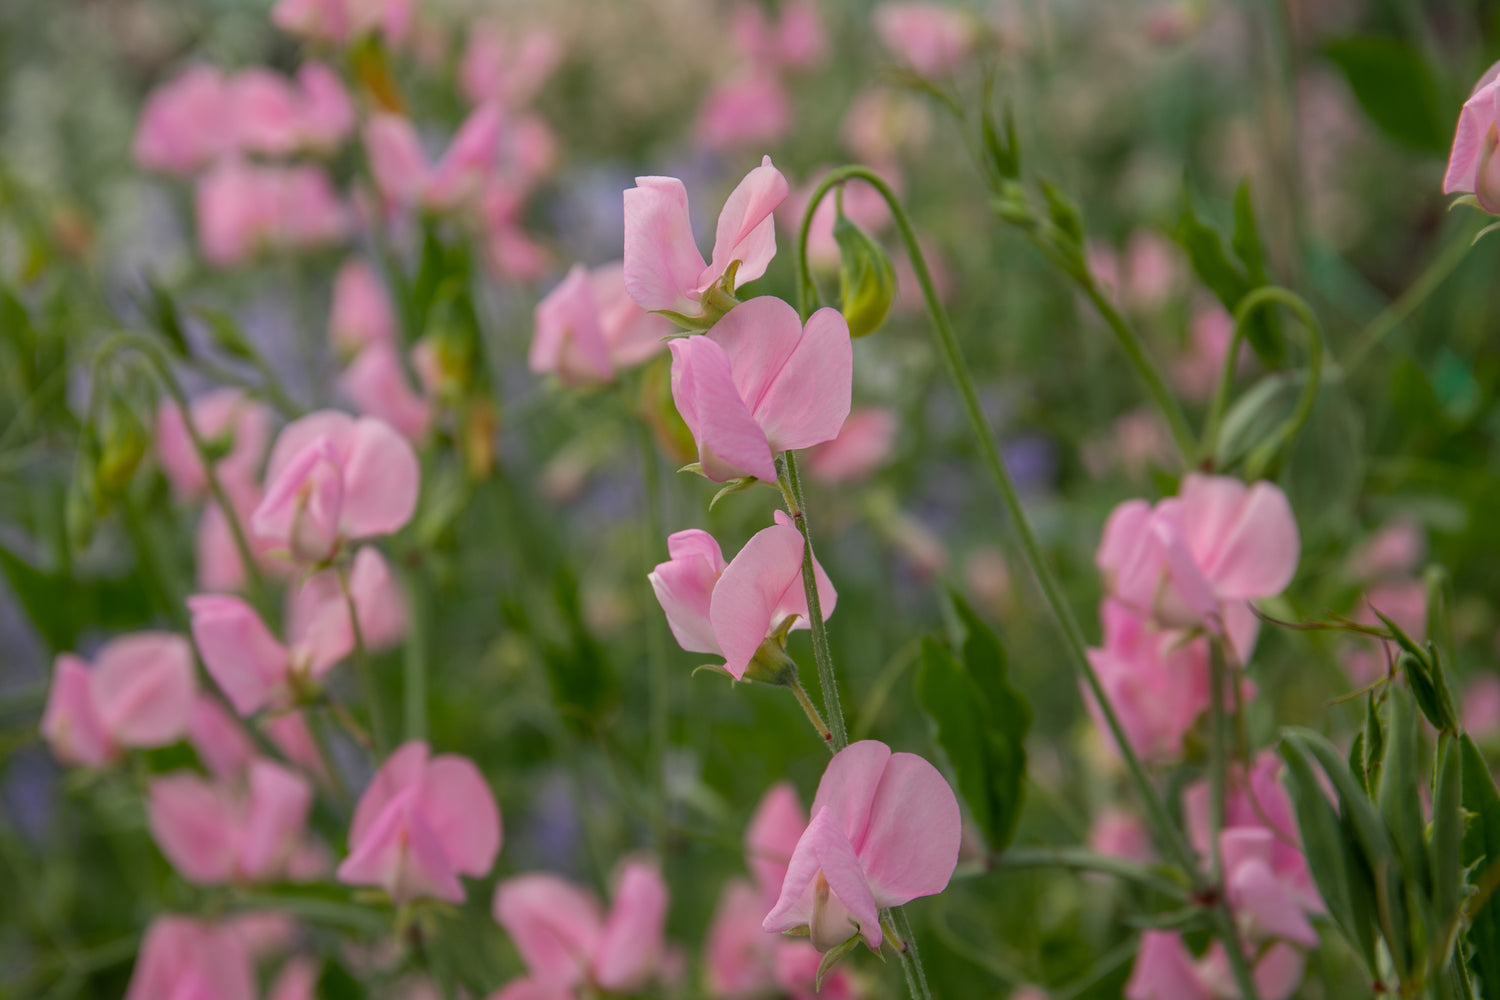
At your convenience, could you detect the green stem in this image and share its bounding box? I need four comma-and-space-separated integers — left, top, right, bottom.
400, 566, 428, 742
1199, 286, 1324, 475
1208, 641, 1261, 1000
637, 419, 671, 839
795, 166, 1199, 878
889, 905, 935, 1000
339, 561, 391, 755
988, 845, 1191, 900
1344, 228, 1474, 375
777, 452, 848, 751
788, 676, 834, 746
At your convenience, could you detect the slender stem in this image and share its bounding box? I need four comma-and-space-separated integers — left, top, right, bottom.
1208, 641, 1261, 1000
890, 906, 934, 1000
988, 845, 1191, 900
304, 706, 351, 805
788, 677, 833, 746
636, 419, 671, 838
778, 452, 848, 751
339, 561, 391, 755
1344, 227, 1474, 375
400, 566, 428, 742
795, 166, 1199, 877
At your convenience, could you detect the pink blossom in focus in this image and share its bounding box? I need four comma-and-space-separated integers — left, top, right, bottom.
763, 740, 961, 952
668, 296, 852, 482
42, 633, 196, 768
648, 512, 837, 680
1445, 69, 1500, 213
1096, 474, 1300, 661
133, 65, 237, 176
124, 915, 256, 1000
529, 262, 671, 387
696, 74, 792, 153
804, 407, 897, 484
492, 859, 669, 994
155, 389, 272, 500
873, 3, 979, 76
623, 155, 789, 317
252, 410, 419, 564
147, 758, 315, 885
338, 740, 502, 904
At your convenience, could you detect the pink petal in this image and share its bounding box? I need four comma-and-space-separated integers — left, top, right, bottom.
704, 879, 778, 996
710, 520, 808, 678
492, 874, 603, 986
648, 529, 726, 657
706, 155, 789, 289
750, 306, 852, 452
668, 337, 776, 483
330, 259, 397, 355
706, 297, 804, 422
808, 740, 891, 846
42, 657, 113, 768
531, 264, 612, 385
341, 343, 432, 442
338, 417, 421, 539
90, 633, 196, 748
187, 696, 254, 778
1445, 79, 1500, 194
592, 860, 669, 991
365, 114, 431, 206
240, 759, 314, 879
188, 595, 290, 716
125, 916, 256, 1000
745, 781, 808, 903
1226, 855, 1318, 947
767, 509, 837, 633
418, 753, 502, 877
623, 176, 707, 314
338, 791, 465, 904
349, 740, 429, 848
854, 749, 961, 907
762, 807, 880, 952
1178, 475, 1299, 601
428, 104, 505, 210
147, 773, 237, 884
1125, 931, 1208, 1000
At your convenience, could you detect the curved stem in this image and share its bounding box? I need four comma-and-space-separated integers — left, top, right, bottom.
988, 845, 1192, 901
796, 166, 1200, 878
339, 561, 391, 756
1344, 221, 1474, 375
777, 452, 848, 751
1200, 286, 1324, 476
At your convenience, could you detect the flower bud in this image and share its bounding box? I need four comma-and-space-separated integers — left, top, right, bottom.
834, 208, 895, 339
97, 395, 150, 495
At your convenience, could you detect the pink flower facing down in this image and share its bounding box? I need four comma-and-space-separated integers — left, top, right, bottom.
42, 633, 196, 769
252, 411, 419, 564
1445, 66, 1500, 213
134, 65, 237, 176
338, 741, 501, 904
530, 262, 671, 387
189, 545, 405, 715
365, 104, 505, 214
124, 915, 257, 1000
669, 296, 853, 483
648, 511, 837, 680
155, 389, 272, 500
763, 741, 961, 953
492, 860, 670, 995
1096, 474, 1300, 662
873, 3, 980, 76
147, 758, 315, 885
1125, 930, 1306, 1000
623, 156, 790, 321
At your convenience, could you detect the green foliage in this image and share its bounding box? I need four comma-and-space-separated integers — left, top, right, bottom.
1324, 37, 1451, 155
1461, 735, 1500, 996
1173, 184, 1285, 366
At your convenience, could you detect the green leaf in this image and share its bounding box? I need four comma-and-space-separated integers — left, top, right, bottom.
1461, 735, 1500, 996
1324, 37, 1450, 155
1230, 183, 1284, 364
1378, 689, 1432, 903
316, 958, 364, 1000
1363, 692, 1386, 793
917, 593, 1030, 851
1429, 736, 1464, 966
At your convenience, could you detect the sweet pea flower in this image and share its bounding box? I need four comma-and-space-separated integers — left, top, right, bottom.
42, 633, 196, 768
133, 65, 237, 176
460, 23, 562, 109
529, 262, 670, 387
730, 1, 827, 72
492, 859, 670, 993
365, 104, 505, 213
804, 407, 897, 484
147, 758, 314, 885
252, 411, 419, 564
696, 74, 792, 153
1171, 304, 1244, 402
124, 915, 256, 1000
668, 296, 853, 483
196, 160, 348, 267
1445, 66, 1500, 213
338, 740, 501, 904
190, 545, 405, 714
705, 880, 859, 1000
187, 696, 326, 783
1096, 474, 1299, 661
329, 259, 398, 357
483, 180, 551, 280
873, 3, 980, 76
1125, 931, 1306, 1000
649, 512, 836, 680
1345, 518, 1424, 584
763, 741, 961, 953
271, 0, 413, 48
1088, 807, 1156, 866
195, 476, 282, 593
623, 155, 789, 319
841, 88, 933, 166
156, 389, 272, 500
341, 343, 433, 442
746, 781, 808, 903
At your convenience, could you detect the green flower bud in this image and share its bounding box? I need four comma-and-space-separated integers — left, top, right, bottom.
834, 210, 895, 339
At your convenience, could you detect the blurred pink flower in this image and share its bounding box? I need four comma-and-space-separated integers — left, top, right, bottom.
231, 65, 353, 158
330, 259, 398, 357
731, 1, 828, 72
147, 758, 315, 885
460, 23, 562, 109
1171, 304, 1241, 402
195, 476, 281, 593
124, 915, 256, 1000
649, 512, 836, 680
1464, 674, 1500, 737
271, 0, 413, 48
746, 781, 807, 904
338, 740, 502, 904
133, 65, 237, 176
696, 74, 792, 153
873, 3, 979, 75
623, 155, 789, 318
529, 262, 671, 387
342, 343, 433, 441
668, 296, 852, 482
493, 859, 669, 994
804, 407, 897, 484
1445, 68, 1500, 213
252, 411, 419, 564
42, 633, 196, 768
156, 388, 271, 500
365, 104, 505, 213
196, 160, 348, 267
705, 879, 778, 997
1126, 931, 1306, 1000
1088, 807, 1156, 865
764, 740, 961, 952
1345, 518, 1424, 583
841, 88, 932, 166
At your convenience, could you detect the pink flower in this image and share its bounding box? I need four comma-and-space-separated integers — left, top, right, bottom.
342, 343, 433, 441
1345, 518, 1424, 583
840, 89, 932, 166
648, 512, 836, 680
271, 0, 412, 48
190, 545, 405, 714
330, 259, 398, 356
124, 915, 256, 1000
1125, 931, 1306, 1000
156, 389, 272, 500
771, 943, 859, 1000
763, 740, 961, 952
696, 74, 792, 153
530, 263, 670, 387
187, 696, 326, 783
252, 411, 419, 563
365, 105, 505, 213
730, 1, 827, 72
133, 65, 237, 176
873, 3, 979, 76
668, 296, 852, 482
1445, 68, 1500, 212
804, 407, 897, 484
338, 741, 502, 904
706, 879, 777, 997
623, 155, 789, 318
492, 859, 670, 993
295, 63, 356, 154
147, 758, 314, 885
1096, 474, 1299, 661
746, 781, 807, 904
460, 23, 562, 109
196, 161, 348, 267
42, 633, 196, 768
1088, 807, 1156, 866
195, 476, 280, 594
1463, 674, 1500, 738
1171, 304, 1241, 402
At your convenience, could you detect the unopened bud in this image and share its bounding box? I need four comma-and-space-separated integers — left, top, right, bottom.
97, 396, 149, 494
834, 210, 895, 339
